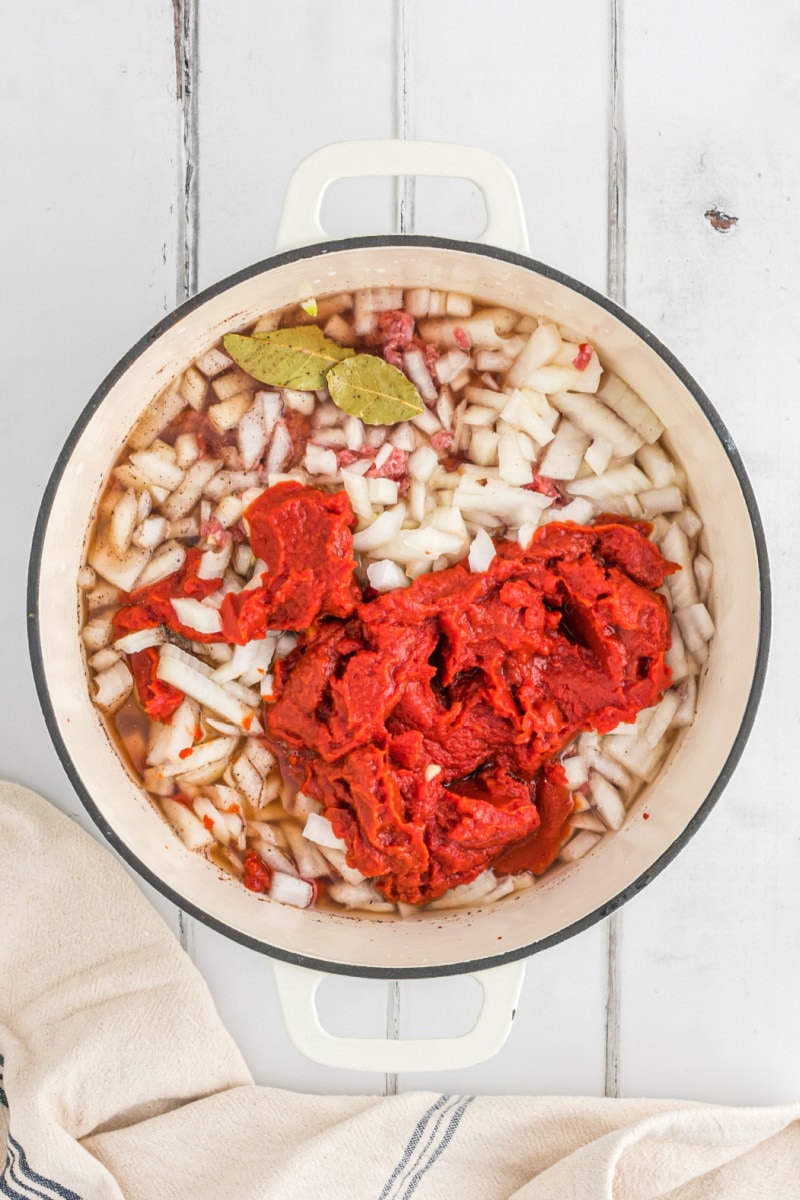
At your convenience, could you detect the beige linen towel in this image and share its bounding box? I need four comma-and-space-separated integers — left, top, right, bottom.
1, 780, 798, 1199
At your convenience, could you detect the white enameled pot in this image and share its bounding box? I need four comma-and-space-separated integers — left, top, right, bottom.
29, 141, 769, 1074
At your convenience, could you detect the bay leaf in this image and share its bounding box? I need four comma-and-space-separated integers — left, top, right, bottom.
222, 325, 354, 390
327, 354, 425, 426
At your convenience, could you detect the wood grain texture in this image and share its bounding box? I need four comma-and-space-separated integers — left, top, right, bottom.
616, 0, 800, 1104
0, 0, 182, 934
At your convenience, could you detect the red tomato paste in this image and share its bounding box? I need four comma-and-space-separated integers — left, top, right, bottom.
265, 511, 676, 905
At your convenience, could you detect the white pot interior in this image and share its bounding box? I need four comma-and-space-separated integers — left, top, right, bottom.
34, 242, 764, 974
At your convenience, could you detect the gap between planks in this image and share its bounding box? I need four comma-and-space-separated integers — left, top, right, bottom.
173, 0, 199, 955
605, 0, 626, 1101
385, 0, 413, 1096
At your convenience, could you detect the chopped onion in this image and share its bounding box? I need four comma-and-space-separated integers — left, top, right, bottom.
468, 528, 495, 573
304, 443, 337, 476
598, 374, 663, 443
170, 597, 223, 635
367, 559, 409, 592
93, 661, 133, 710
129, 450, 185, 493
134, 541, 186, 589
327, 881, 395, 912
157, 649, 261, 731
403, 348, 438, 403
161, 797, 214, 851
114, 626, 165, 655
589, 773, 626, 830
352, 503, 407, 552
428, 871, 498, 910
559, 830, 601, 862
303, 812, 347, 851
561, 755, 589, 789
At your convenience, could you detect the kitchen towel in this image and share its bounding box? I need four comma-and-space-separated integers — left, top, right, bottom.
1, 779, 798, 1199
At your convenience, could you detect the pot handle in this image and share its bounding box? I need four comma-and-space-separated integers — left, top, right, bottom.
271, 958, 526, 1072
274, 139, 530, 256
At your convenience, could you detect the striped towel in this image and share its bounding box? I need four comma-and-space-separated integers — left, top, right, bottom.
1, 781, 799, 1199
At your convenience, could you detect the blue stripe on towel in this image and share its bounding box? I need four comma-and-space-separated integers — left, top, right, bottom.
379, 1094, 472, 1200
2, 1137, 82, 1200
400, 1096, 474, 1199
377, 1095, 451, 1200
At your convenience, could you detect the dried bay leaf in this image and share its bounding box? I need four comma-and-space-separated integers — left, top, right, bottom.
327, 354, 425, 425
223, 325, 354, 390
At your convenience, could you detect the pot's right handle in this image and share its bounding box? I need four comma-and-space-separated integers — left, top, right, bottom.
272, 958, 526, 1073
274, 139, 530, 256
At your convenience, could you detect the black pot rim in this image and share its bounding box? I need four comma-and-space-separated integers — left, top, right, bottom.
27, 234, 772, 979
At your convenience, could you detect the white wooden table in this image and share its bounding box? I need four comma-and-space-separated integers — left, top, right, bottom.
3, 0, 797, 1102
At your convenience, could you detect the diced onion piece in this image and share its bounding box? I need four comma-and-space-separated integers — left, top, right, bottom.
660, 523, 698, 609
403, 348, 438, 404
589, 772, 626, 830
157, 698, 200, 764
435, 349, 470, 385
174, 433, 200, 469
304, 443, 337, 476
637, 442, 675, 488
129, 450, 185, 492
134, 541, 186, 589
339, 469, 371, 522
642, 689, 682, 749
93, 661, 133, 710
157, 649, 260, 731
195, 347, 233, 378
113, 626, 166, 655
464, 405, 499, 428
571, 812, 607, 834
193, 795, 230, 845
266, 421, 293, 474
677, 508, 703, 539
605, 735, 667, 782
109, 490, 138, 555
197, 540, 232, 581
355, 287, 403, 313
673, 677, 698, 728
562, 755, 589, 789
127, 387, 186, 452
352, 502, 407, 552
133, 515, 170, 550
500, 389, 556, 445
584, 438, 614, 476
89, 541, 151, 593
559, 830, 601, 862
538, 420, 591, 481
676, 603, 715, 664
318, 846, 366, 886
581, 743, 632, 789
367, 477, 398, 506
468, 528, 496, 573
170, 597, 223, 635
506, 324, 562, 387
549, 391, 642, 456
231, 754, 265, 806
694, 553, 713, 602
469, 428, 499, 467
565, 462, 650, 500
161, 797, 214, 851
89, 648, 119, 672
159, 737, 238, 778
237, 403, 267, 471
463, 385, 509, 412
328, 882, 395, 912
477, 877, 516, 905
428, 871, 498, 910
597, 374, 664, 443
366, 559, 409, 593
639, 487, 682, 518
497, 424, 532, 485
282, 825, 330, 879
161, 459, 219, 521
301, 812, 347, 852
517, 521, 539, 548
405, 288, 430, 317
410, 407, 442, 435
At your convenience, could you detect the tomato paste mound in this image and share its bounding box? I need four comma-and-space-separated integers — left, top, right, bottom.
112, 483, 360, 654
265, 518, 676, 905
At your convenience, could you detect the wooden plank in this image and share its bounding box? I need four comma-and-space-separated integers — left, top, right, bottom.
0, 1, 181, 931
617, 0, 800, 1104
406, 0, 612, 290
195, 0, 397, 289
394, 0, 613, 1096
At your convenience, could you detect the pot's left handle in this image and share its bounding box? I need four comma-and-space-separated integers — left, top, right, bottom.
274, 139, 530, 256
272, 958, 526, 1072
